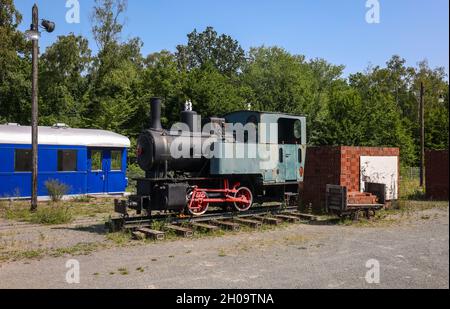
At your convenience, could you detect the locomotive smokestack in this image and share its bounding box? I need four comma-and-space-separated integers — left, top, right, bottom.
150, 97, 162, 130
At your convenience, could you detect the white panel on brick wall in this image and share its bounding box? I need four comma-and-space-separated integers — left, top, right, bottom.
360, 156, 399, 200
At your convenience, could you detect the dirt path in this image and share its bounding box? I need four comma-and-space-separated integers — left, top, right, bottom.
0, 206, 448, 289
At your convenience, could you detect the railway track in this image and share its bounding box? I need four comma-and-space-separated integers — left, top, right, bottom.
107, 204, 321, 240
0, 205, 322, 238
0, 217, 103, 232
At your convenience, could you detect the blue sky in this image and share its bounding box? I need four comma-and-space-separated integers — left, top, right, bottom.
16, 0, 449, 76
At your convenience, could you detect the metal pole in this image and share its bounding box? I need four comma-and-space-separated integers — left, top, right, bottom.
31, 4, 39, 212
419, 82, 425, 188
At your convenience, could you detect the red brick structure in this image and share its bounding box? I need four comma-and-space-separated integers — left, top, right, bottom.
426, 150, 449, 201
301, 146, 400, 212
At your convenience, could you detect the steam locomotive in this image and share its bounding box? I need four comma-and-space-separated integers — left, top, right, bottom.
128, 98, 307, 216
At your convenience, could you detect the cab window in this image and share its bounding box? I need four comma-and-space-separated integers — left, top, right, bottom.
278, 118, 302, 144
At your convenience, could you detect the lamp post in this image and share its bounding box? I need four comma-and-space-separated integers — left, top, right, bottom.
25, 4, 55, 212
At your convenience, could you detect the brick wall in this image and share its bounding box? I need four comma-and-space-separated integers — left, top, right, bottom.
340, 147, 400, 193
426, 150, 449, 201
301, 146, 400, 213
301, 146, 341, 213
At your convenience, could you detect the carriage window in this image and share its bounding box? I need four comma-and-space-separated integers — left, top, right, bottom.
111, 151, 122, 171
298, 148, 303, 164
15, 149, 32, 172
58, 150, 78, 172
91, 150, 103, 171
279, 148, 284, 163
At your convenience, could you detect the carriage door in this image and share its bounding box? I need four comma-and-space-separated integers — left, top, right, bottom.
87, 149, 107, 194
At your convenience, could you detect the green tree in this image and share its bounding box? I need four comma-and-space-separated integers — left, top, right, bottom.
316, 82, 416, 165
0, 0, 31, 124
305, 58, 346, 143
243, 47, 330, 141
242, 47, 313, 112
346, 65, 417, 165
91, 0, 127, 51
87, 39, 144, 135
2, 0, 447, 169
414, 61, 449, 151
184, 64, 246, 117
39, 34, 92, 127
140, 51, 186, 126
87, 0, 144, 135
314, 84, 366, 146
176, 27, 245, 76
348, 57, 449, 164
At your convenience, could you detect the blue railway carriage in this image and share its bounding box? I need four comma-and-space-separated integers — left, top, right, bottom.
0, 123, 130, 200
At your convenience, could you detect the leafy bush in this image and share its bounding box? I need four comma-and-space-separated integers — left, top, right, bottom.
126, 163, 145, 193
45, 180, 69, 202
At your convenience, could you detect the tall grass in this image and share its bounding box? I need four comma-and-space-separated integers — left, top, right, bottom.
0, 201, 73, 225
31, 206, 73, 225
399, 166, 425, 200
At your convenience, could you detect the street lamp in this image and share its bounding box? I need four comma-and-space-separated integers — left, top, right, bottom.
26, 4, 55, 212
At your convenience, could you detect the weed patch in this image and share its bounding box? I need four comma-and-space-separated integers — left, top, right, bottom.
218, 249, 227, 257
106, 232, 133, 245
339, 200, 448, 227
31, 206, 73, 225
50, 242, 103, 258
45, 180, 69, 203
0, 198, 115, 224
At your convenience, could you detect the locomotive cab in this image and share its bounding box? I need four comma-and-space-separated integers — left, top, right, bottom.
218, 111, 307, 184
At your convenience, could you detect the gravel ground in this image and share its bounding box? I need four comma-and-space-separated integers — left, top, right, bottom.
0, 206, 448, 289
0, 218, 107, 254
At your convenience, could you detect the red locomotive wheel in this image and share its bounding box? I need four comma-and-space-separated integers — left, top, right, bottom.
233, 187, 253, 212
187, 191, 209, 216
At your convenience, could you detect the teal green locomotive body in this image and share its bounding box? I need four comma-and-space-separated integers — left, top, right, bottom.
211, 111, 307, 185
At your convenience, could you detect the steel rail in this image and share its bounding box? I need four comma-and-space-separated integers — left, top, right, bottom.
109, 204, 300, 231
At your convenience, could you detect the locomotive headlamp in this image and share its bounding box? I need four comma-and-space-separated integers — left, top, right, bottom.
41, 19, 56, 33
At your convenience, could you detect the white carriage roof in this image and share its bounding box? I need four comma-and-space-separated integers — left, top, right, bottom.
0, 124, 131, 148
